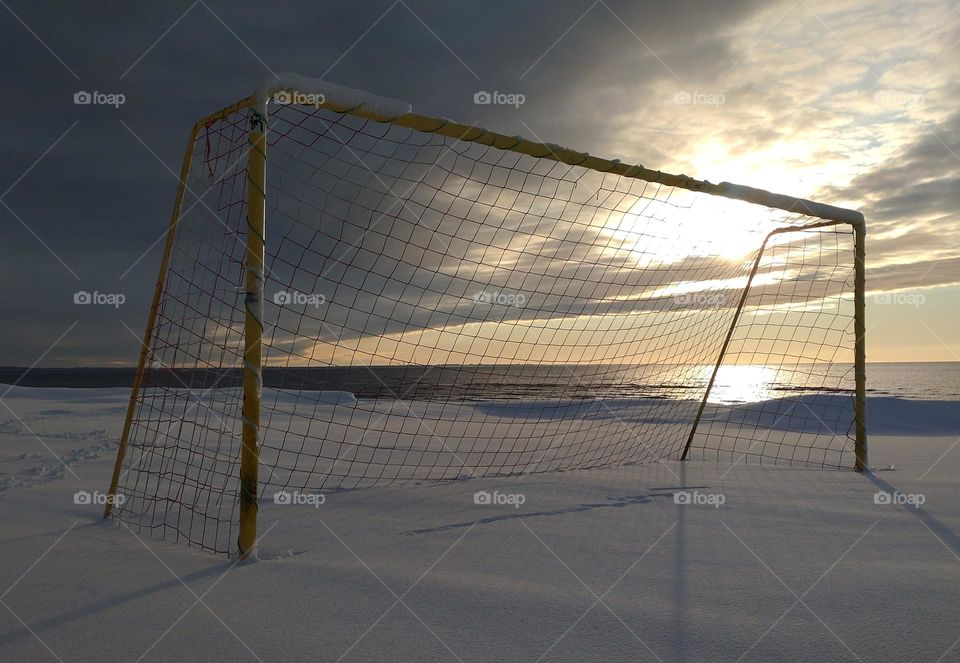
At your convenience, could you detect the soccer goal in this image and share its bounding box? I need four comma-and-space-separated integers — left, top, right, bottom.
105, 73, 866, 557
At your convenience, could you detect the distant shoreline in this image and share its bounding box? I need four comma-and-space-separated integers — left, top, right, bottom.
1, 363, 957, 401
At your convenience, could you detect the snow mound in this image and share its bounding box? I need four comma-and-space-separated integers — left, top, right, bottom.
863, 396, 960, 435
267, 388, 357, 406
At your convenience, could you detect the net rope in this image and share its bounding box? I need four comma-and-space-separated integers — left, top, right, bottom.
111, 102, 856, 553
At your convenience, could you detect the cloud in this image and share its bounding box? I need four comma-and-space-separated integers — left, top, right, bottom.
822, 107, 960, 291
0, 0, 956, 364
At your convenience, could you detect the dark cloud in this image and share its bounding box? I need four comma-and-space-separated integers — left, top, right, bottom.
0, 0, 952, 365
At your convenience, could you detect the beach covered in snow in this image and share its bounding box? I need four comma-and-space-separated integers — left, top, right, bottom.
0, 386, 958, 662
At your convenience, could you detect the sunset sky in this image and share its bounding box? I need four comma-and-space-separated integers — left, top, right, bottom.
2, 0, 957, 365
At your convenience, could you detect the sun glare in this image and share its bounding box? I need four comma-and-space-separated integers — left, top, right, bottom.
705, 364, 779, 404
603, 195, 767, 264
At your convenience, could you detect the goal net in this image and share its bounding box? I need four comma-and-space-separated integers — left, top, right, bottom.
106, 75, 865, 555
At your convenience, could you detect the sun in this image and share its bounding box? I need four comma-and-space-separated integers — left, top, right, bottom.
602, 194, 767, 263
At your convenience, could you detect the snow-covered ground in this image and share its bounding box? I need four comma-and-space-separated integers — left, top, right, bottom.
0, 387, 958, 662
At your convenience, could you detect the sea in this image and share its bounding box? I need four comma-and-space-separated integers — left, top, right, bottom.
0, 362, 957, 404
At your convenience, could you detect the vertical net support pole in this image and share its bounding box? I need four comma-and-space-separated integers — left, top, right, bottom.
238, 101, 267, 559
853, 219, 868, 471
104, 123, 200, 518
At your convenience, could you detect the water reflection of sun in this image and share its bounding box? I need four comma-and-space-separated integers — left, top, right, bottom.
705, 365, 779, 404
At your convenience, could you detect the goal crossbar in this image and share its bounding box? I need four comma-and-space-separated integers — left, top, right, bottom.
201, 77, 865, 227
